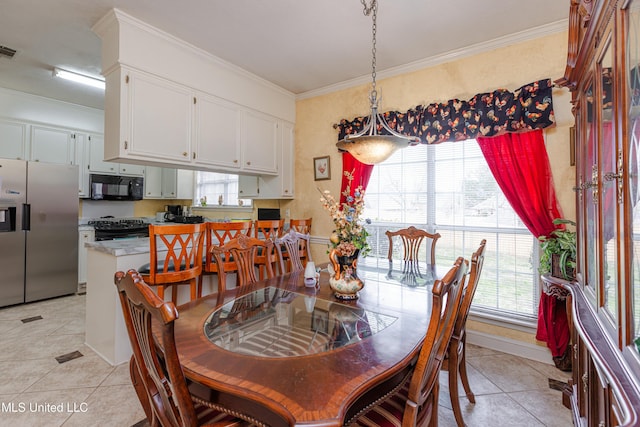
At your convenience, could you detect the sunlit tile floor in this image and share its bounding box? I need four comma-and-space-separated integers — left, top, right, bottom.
0, 294, 572, 427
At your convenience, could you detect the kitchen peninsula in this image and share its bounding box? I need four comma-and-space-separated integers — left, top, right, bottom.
84, 238, 217, 365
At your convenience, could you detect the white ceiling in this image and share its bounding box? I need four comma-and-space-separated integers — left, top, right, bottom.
0, 0, 569, 110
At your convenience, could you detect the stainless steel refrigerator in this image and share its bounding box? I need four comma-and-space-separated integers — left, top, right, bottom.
0, 159, 78, 307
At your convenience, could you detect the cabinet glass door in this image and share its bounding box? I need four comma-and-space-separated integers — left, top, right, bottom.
600, 40, 619, 324
627, 0, 640, 351
584, 79, 599, 300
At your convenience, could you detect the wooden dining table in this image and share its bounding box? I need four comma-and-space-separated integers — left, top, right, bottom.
172, 261, 439, 426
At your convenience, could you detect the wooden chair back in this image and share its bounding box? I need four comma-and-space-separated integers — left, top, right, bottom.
275, 229, 312, 274
455, 239, 486, 337
141, 223, 205, 304
253, 219, 284, 279
403, 256, 467, 425
289, 218, 312, 233
114, 270, 201, 426
443, 239, 486, 427
289, 218, 312, 266
385, 226, 441, 265
211, 234, 275, 290
198, 221, 253, 297
253, 219, 285, 239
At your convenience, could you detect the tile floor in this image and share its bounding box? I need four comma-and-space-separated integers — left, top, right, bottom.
0, 293, 573, 427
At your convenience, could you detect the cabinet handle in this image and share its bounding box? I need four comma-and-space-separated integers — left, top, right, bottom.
247, 161, 251, 165
582, 372, 588, 395
124, 141, 128, 149
192, 152, 196, 159
182, 152, 188, 157
284, 189, 289, 193
234, 160, 238, 163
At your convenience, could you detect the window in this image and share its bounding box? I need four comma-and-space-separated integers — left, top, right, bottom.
362, 140, 539, 321
194, 172, 251, 207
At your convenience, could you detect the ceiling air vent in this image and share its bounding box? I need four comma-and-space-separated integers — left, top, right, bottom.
0, 45, 17, 59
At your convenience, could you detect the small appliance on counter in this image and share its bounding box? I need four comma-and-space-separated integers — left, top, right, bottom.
167, 215, 205, 224
163, 204, 183, 222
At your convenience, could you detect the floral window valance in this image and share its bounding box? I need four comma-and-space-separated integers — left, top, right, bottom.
336, 78, 555, 145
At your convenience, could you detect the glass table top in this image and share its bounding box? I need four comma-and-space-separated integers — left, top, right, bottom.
204, 286, 398, 357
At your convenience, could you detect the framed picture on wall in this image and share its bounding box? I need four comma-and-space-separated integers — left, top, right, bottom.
314, 156, 331, 181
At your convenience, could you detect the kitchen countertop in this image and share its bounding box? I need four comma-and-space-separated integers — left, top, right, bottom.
85, 238, 151, 257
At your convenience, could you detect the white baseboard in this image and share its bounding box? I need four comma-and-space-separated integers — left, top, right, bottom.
467, 329, 554, 365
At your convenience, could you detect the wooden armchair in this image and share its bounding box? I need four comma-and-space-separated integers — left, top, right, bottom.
386, 226, 441, 265
350, 257, 468, 427
114, 270, 259, 426
211, 234, 275, 291
198, 221, 253, 297
138, 223, 205, 304
442, 239, 486, 427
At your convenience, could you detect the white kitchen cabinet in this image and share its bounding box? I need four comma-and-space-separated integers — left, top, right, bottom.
161, 168, 179, 199
143, 166, 163, 198
241, 110, 278, 174
237, 120, 294, 199
144, 167, 193, 199
106, 67, 193, 166
89, 134, 145, 176
30, 125, 75, 164
78, 228, 95, 286
0, 119, 27, 160
193, 92, 241, 170
104, 66, 282, 176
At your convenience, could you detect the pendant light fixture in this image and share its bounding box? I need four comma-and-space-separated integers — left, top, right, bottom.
336, 0, 420, 165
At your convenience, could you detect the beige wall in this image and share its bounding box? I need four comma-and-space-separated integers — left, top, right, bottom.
293, 30, 574, 263
290, 31, 575, 350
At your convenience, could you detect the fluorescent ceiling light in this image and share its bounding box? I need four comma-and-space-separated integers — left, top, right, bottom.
53, 67, 105, 90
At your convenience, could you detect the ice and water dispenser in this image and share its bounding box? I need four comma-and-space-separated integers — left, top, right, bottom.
0, 206, 16, 232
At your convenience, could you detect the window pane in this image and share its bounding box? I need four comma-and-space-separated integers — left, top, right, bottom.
195, 172, 251, 207
363, 139, 538, 320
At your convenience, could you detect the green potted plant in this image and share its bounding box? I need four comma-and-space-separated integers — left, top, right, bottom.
538, 218, 577, 280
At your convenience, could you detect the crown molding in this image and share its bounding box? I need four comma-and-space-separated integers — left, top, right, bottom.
297, 19, 568, 101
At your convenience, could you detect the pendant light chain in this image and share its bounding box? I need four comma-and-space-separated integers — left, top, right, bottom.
361, 0, 378, 101
336, 0, 420, 165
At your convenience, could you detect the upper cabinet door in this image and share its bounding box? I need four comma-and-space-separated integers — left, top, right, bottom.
193, 93, 241, 170
241, 110, 278, 175
89, 134, 118, 174
0, 119, 27, 160
126, 70, 193, 164
30, 125, 74, 164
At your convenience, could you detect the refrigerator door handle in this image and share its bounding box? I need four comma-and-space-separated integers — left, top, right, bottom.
22, 203, 30, 231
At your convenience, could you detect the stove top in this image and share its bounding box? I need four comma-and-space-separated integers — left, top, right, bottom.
88, 219, 150, 231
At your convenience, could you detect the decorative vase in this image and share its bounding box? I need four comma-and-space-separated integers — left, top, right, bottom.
328, 248, 364, 300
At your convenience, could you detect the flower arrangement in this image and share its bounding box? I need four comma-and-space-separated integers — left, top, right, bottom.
319, 170, 371, 257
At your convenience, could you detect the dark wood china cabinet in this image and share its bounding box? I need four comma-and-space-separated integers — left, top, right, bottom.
557, 0, 640, 425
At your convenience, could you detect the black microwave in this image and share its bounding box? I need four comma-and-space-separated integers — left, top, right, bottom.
89, 174, 144, 201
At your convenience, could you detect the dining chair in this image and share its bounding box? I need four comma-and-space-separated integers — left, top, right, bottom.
386, 226, 441, 265
114, 270, 261, 427
253, 219, 284, 279
442, 239, 486, 427
288, 218, 312, 267
138, 223, 205, 304
211, 234, 275, 291
349, 256, 468, 427
274, 229, 312, 274
198, 221, 253, 298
